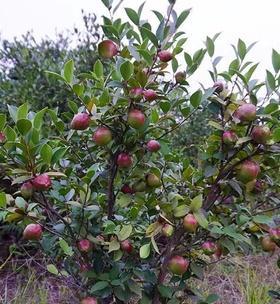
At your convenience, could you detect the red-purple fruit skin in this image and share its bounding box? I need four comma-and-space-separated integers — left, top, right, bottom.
120, 240, 133, 253
158, 50, 173, 62
269, 228, 280, 241
121, 184, 135, 194
168, 256, 189, 275
117, 153, 133, 168
147, 140, 161, 152
93, 127, 112, 146
162, 224, 174, 237
81, 297, 98, 304
222, 131, 238, 146
261, 236, 276, 252
127, 109, 145, 129
202, 241, 217, 255
143, 89, 158, 101
234, 103, 256, 123
175, 71, 186, 84
146, 174, 161, 188
129, 87, 144, 99
183, 213, 198, 233
0, 132, 6, 143
23, 224, 42, 240
213, 81, 224, 94
77, 239, 92, 253
236, 160, 260, 183
71, 113, 90, 130
20, 182, 33, 199
98, 40, 118, 59
251, 126, 270, 144
32, 174, 52, 191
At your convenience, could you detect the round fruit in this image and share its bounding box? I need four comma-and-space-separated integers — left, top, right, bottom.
146, 174, 161, 188
158, 50, 173, 62
77, 239, 92, 253
98, 40, 118, 58
23, 224, 42, 240
261, 235, 276, 252
269, 228, 280, 241
222, 131, 238, 146
121, 184, 135, 194
117, 153, 133, 168
236, 160, 260, 183
71, 113, 90, 130
143, 89, 158, 101
129, 87, 143, 99
120, 240, 133, 253
202, 241, 217, 255
147, 140, 161, 152
175, 71, 186, 84
32, 174, 52, 191
183, 213, 198, 233
251, 125, 270, 144
81, 297, 98, 304
213, 81, 224, 94
127, 109, 145, 129
234, 103, 256, 123
20, 182, 33, 199
93, 127, 112, 146
168, 256, 189, 275
162, 224, 174, 237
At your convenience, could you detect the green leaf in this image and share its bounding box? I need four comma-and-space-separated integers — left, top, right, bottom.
120, 61, 134, 81
138, 49, 153, 66
176, 9, 191, 29
140, 27, 158, 47
0, 114, 6, 131
17, 103, 29, 120
40, 144, 53, 164
206, 36, 214, 57
193, 209, 208, 229
16, 119, 32, 135
272, 49, 280, 73
190, 194, 203, 212
151, 109, 159, 123
47, 264, 59, 275
273, 128, 280, 142
45, 71, 66, 82
33, 108, 47, 129
140, 243, 151, 259
109, 239, 120, 253
158, 285, 173, 299
91, 281, 109, 293
59, 238, 74, 256
237, 39, 247, 60
151, 236, 160, 254
73, 84, 84, 97
125, 8, 139, 25
266, 70, 276, 90
7, 105, 18, 123
253, 215, 272, 225
173, 205, 190, 218
63, 59, 74, 84
4, 126, 16, 141
94, 59, 104, 78
206, 294, 219, 303
118, 224, 133, 241
99, 88, 110, 106
51, 147, 69, 164
208, 121, 223, 131
0, 192, 7, 208
190, 90, 202, 108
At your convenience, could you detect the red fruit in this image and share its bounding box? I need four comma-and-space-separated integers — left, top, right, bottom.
183, 214, 198, 233
168, 255, 189, 275
81, 297, 98, 304
175, 71, 186, 84
162, 224, 174, 237
120, 240, 133, 253
251, 126, 270, 144
121, 184, 135, 194
32, 174, 52, 191
146, 174, 161, 188
222, 131, 238, 146
23, 224, 42, 240
213, 245, 223, 259
236, 160, 260, 183
20, 182, 33, 199
129, 87, 143, 99
234, 103, 256, 123
158, 50, 173, 62
71, 113, 90, 130
261, 236, 276, 252
98, 40, 118, 59
127, 109, 145, 129
269, 228, 280, 241
77, 239, 92, 253
213, 81, 224, 94
117, 153, 133, 168
0, 132, 6, 143
93, 127, 112, 146
147, 139, 161, 152
202, 241, 217, 255
143, 89, 158, 101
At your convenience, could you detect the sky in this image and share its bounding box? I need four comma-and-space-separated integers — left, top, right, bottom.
0, 0, 280, 83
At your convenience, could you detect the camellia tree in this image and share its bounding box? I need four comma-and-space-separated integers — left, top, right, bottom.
1, 0, 280, 303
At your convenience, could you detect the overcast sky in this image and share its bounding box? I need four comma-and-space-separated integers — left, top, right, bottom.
0, 0, 280, 83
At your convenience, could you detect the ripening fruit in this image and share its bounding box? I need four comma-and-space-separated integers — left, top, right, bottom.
213, 81, 224, 94
236, 160, 260, 183
222, 131, 238, 146
98, 40, 118, 59
202, 241, 217, 255
77, 239, 92, 253
158, 50, 173, 62
120, 240, 133, 253
146, 174, 161, 188
162, 224, 174, 237
117, 153, 133, 168
127, 109, 145, 129
143, 89, 158, 101
261, 236, 276, 252
20, 182, 33, 199
269, 228, 280, 241
81, 297, 98, 304
251, 126, 271, 144
129, 87, 144, 99
23, 224, 42, 240
168, 256, 189, 275
147, 140, 161, 152
0, 132, 6, 143
121, 184, 135, 194
175, 71, 186, 84
32, 174, 52, 191
234, 103, 256, 123
71, 113, 90, 130
93, 127, 112, 146
183, 213, 198, 233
